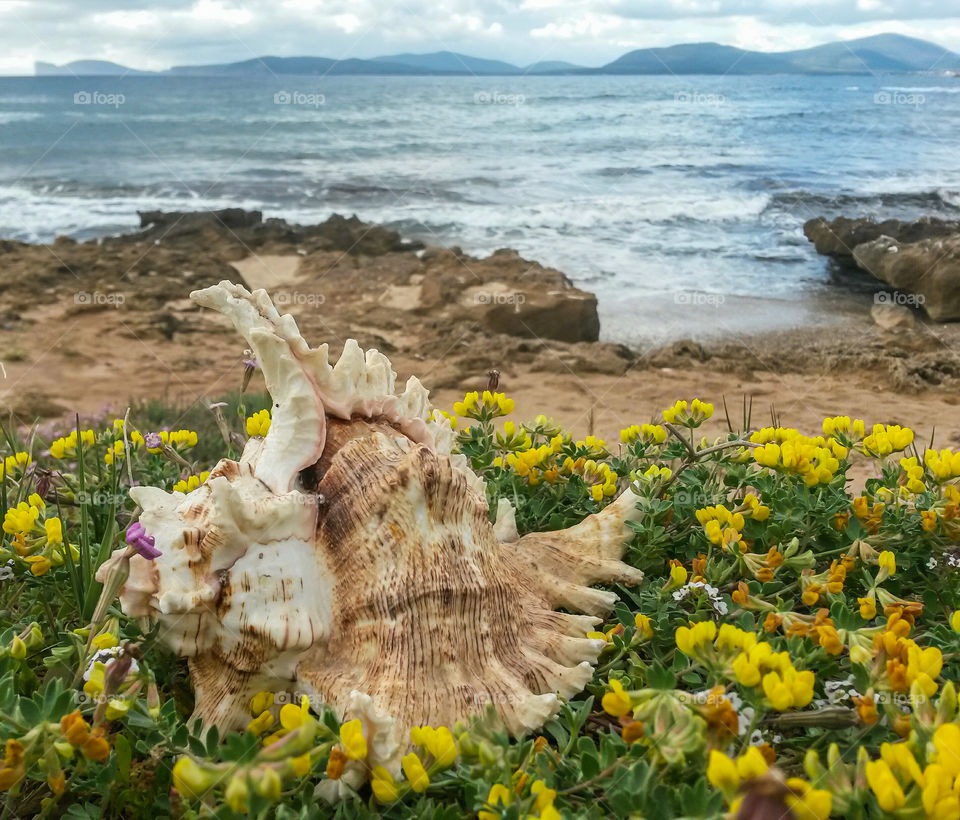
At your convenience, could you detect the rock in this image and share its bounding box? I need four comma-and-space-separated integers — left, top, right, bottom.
645, 339, 709, 368
532, 342, 634, 376
803, 216, 960, 259
855, 235, 960, 322
463, 281, 600, 343
138, 208, 263, 232
870, 303, 916, 331
805, 216, 960, 322
0, 391, 67, 421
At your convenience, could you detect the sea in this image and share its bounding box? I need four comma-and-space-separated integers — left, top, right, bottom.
1, 73, 958, 346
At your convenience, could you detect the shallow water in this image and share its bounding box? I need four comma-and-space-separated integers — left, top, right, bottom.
0, 74, 957, 344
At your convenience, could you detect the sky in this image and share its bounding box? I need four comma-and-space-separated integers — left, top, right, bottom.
0, 0, 958, 75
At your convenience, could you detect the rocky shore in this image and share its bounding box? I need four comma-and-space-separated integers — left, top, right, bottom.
804, 215, 960, 322
1, 210, 959, 447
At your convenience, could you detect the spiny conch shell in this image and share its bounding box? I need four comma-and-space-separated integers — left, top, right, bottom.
100, 280, 644, 772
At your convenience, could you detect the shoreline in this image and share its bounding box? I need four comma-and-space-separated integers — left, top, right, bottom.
0, 209, 958, 450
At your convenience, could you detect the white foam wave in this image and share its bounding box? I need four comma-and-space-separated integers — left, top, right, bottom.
881, 85, 960, 94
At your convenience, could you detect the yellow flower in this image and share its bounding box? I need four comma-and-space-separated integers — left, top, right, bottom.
2, 502, 40, 536
411, 725, 457, 768
479, 783, 511, 820
172, 756, 215, 800
290, 753, 311, 777
401, 752, 430, 792
859, 596, 877, 620
785, 778, 832, 820
878, 550, 896, 575
634, 613, 654, 640
675, 620, 716, 657
439, 410, 457, 430
753, 442, 781, 468
173, 472, 209, 494
932, 723, 960, 778
91, 632, 118, 650
2, 452, 31, 476
104, 440, 124, 465
246, 410, 271, 438
44, 517, 63, 545
865, 759, 906, 812
246, 710, 274, 736
371, 766, 399, 802
339, 719, 367, 760
601, 679, 632, 717
279, 695, 311, 731
256, 767, 282, 801
736, 746, 769, 780
531, 779, 557, 813
669, 563, 688, 587
249, 691, 273, 716
906, 644, 942, 698
706, 750, 739, 791
104, 698, 130, 721
24, 555, 52, 576
224, 776, 249, 813
950, 611, 960, 634
691, 398, 714, 420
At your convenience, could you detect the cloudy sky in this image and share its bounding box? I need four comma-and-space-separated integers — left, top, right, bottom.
0, 0, 958, 74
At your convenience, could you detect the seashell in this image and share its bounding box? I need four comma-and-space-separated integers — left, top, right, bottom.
101, 280, 644, 765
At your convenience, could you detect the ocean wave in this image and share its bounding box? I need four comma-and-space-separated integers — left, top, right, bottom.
0, 112, 41, 125
881, 85, 960, 94
767, 189, 960, 214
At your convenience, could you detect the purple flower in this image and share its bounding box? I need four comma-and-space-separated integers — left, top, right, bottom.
242, 357, 259, 370
143, 432, 163, 450
126, 522, 162, 560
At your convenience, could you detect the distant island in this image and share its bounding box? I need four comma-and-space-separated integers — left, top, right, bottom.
34, 33, 960, 77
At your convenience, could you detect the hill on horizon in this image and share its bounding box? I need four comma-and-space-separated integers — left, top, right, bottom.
32, 33, 960, 77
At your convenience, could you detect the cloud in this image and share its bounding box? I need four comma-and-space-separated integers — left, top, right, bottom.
0, 0, 957, 74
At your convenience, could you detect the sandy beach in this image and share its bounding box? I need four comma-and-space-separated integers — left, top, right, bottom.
0, 210, 957, 456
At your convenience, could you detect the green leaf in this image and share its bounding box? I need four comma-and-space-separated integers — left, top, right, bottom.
206, 724, 220, 756
19, 697, 41, 724
580, 749, 601, 779
115, 733, 132, 783
646, 663, 675, 690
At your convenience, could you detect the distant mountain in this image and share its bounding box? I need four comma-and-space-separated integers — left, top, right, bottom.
371, 51, 519, 74
167, 56, 424, 76
780, 34, 960, 73
35, 60, 151, 76
33, 34, 960, 78
524, 60, 584, 74
601, 43, 791, 74
601, 34, 960, 74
